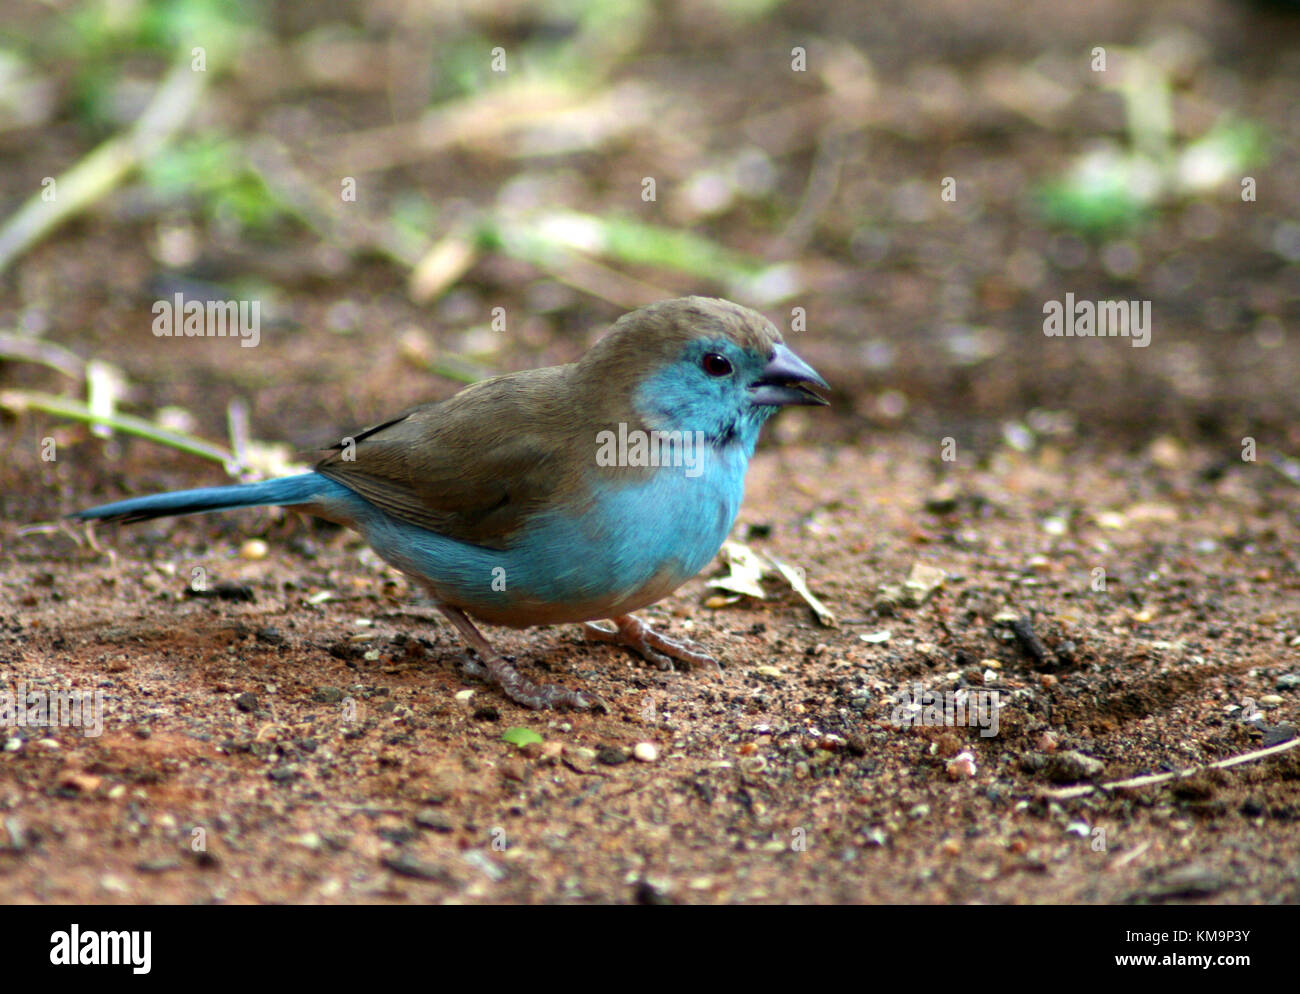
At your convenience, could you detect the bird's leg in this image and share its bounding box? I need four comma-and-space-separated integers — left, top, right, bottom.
436, 605, 601, 711
582, 614, 720, 672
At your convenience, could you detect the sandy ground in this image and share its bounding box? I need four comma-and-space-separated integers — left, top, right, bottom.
3, 434, 1298, 904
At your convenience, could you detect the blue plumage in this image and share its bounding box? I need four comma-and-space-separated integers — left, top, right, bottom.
72, 297, 827, 709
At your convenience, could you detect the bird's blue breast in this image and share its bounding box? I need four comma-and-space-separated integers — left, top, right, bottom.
331, 445, 749, 627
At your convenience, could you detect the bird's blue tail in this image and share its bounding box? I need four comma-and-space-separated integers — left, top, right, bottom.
72, 472, 330, 525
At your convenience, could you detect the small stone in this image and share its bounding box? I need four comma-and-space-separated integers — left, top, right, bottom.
903, 563, 946, 605
1258, 694, 1284, 707
596, 745, 628, 765
415, 809, 455, 833
234, 692, 259, 712
860, 630, 891, 644
1045, 750, 1105, 783
500, 758, 527, 782
312, 686, 344, 704
240, 539, 269, 560
563, 746, 599, 772
1276, 673, 1300, 691
383, 852, 453, 883
924, 483, 960, 514
59, 772, 101, 793
0, 817, 26, 851
1148, 436, 1185, 469
1140, 864, 1226, 900
946, 750, 977, 779
633, 742, 658, 763
454, 689, 476, 705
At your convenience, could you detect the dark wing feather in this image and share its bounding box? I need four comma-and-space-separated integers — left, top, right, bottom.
315, 366, 585, 549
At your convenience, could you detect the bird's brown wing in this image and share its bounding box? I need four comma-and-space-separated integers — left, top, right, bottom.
315, 367, 585, 549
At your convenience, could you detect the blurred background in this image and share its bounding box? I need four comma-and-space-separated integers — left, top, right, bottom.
1, 0, 1298, 511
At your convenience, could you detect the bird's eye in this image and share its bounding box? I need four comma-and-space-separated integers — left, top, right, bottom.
701, 353, 732, 377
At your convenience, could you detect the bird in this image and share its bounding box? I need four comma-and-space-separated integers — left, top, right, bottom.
73, 296, 828, 710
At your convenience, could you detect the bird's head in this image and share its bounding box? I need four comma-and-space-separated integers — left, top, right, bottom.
579, 296, 828, 452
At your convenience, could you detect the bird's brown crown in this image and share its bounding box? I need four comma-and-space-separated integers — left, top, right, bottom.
578, 296, 784, 379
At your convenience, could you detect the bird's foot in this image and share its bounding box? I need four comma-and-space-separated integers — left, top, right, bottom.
439, 606, 603, 711
479, 653, 602, 711
583, 614, 720, 672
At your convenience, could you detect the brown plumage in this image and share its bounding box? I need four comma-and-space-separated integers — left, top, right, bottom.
315, 296, 787, 549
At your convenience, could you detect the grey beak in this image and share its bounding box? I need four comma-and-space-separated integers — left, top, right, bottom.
748, 343, 829, 407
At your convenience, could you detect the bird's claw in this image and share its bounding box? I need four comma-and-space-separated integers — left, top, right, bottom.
459, 652, 604, 711
440, 605, 603, 711
583, 614, 720, 673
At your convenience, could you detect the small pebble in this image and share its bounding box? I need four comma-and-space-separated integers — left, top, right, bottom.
1045, 750, 1104, 783
946, 750, 977, 779
596, 745, 628, 765
633, 742, 658, 763
415, 809, 455, 833
240, 539, 268, 560
59, 772, 101, 793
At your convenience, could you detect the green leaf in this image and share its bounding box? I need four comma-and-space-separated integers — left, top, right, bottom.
502, 727, 544, 747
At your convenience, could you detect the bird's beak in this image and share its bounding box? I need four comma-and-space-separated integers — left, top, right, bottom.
748, 343, 830, 407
